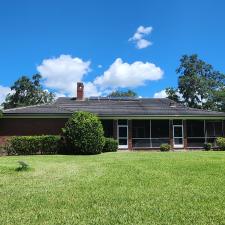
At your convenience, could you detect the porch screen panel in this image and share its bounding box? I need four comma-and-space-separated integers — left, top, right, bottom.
151, 120, 170, 147
132, 120, 150, 147
187, 120, 205, 147
206, 120, 223, 146
206, 121, 223, 137
101, 120, 114, 138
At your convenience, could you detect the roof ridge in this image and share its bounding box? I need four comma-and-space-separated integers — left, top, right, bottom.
3, 103, 52, 112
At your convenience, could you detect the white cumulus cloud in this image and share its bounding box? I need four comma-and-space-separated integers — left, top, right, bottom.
37, 55, 92, 96
153, 89, 168, 98
84, 82, 101, 97
36, 55, 163, 98
129, 25, 153, 49
94, 58, 163, 90
0, 85, 11, 105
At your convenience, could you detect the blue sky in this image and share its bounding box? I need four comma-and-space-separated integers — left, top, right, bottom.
0, 0, 225, 102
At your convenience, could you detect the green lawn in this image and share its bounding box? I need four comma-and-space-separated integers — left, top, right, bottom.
1, 152, 225, 225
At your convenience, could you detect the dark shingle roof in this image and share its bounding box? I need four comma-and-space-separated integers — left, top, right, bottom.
3, 97, 225, 117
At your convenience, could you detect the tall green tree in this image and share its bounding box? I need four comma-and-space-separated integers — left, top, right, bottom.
212, 88, 225, 112
107, 90, 138, 97
166, 54, 225, 111
2, 74, 55, 109
165, 87, 180, 102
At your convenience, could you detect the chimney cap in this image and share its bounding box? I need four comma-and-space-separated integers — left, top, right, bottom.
77, 82, 84, 85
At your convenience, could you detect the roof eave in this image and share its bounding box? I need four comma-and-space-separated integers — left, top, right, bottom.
2, 113, 225, 119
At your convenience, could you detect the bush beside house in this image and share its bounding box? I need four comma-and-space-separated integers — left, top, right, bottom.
216, 137, 225, 151
62, 112, 105, 155
6, 135, 61, 155
160, 144, 171, 152
203, 143, 212, 151
103, 138, 118, 152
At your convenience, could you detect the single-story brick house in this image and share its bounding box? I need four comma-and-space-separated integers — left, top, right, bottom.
1, 82, 225, 150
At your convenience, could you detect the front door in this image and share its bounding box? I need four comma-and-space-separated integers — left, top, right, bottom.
118, 120, 128, 149
173, 125, 184, 148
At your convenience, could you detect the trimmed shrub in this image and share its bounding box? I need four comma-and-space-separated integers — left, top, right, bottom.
103, 138, 118, 152
216, 137, 225, 151
160, 144, 171, 152
62, 112, 105, 155
40, 135, 62, 154
6, 135, 61, 155
203, 143, 212, 151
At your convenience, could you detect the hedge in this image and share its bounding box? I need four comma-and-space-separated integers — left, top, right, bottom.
6, 135, 61, 155
102, 138, 118, 152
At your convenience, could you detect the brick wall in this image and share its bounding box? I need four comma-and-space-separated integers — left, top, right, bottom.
0, 136, 10, 146
0, 118, 68, 136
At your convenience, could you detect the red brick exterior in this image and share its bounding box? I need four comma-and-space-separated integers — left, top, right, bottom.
77, 82, 84, 100
0, 136, 10, 146
0, 118, 68, 136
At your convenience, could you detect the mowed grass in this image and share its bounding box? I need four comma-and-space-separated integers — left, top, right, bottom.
1, 152, 225, 225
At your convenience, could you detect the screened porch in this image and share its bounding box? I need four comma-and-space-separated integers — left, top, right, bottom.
132, 120, 170, 148
101, 119, 224, 149
132, 119, 224, 149
186, 120, 224, 148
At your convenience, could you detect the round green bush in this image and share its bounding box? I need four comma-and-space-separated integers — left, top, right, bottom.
103, 138, 118, 153
62, 111, 105, 154
216, 137, 225, 151
203, 143, 212, 151
160, 144, 171, 152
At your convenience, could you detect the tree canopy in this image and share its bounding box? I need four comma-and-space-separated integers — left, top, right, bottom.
166, 54, 225, 111
2, 74, 55, 109
107, 90, 138, 97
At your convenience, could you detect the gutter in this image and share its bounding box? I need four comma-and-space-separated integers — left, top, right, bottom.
2, 113, 225, 120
